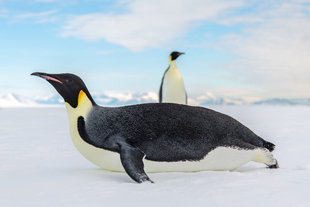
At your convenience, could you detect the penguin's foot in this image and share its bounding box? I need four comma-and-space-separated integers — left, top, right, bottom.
138, 175, 154, 183
267, 160, 279, 169
254, 148, 279, 169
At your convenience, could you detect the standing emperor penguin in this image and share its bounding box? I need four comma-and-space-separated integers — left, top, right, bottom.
159, 51, 187, 104
32, 72, 278, 183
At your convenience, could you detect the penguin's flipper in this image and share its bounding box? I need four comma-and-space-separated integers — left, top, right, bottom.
119, 142, 153, 183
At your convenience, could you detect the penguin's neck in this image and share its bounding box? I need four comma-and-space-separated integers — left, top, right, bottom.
64, 90, 120, 170
167, 60, 183, 79
65, 90, 94, 152
169, 60, 178, 71
65, 90, 94, 120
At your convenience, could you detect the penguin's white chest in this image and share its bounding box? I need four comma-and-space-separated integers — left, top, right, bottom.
65, 93, 124, 172
162, 67, 187, 104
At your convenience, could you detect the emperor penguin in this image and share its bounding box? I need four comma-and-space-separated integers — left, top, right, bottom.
32, 72, 278, 183
159, 51, 187, 104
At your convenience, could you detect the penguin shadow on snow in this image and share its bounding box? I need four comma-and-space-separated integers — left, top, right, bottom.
61, 167, 131, 183
233, 162, 272, 173
87, 168, 131, 183
61, 163, 274, 184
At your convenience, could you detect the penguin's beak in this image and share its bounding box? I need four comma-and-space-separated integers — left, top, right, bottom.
31, 72, 63, 84
177, 52, 185, 57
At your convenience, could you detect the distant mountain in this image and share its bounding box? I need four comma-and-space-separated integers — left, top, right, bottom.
34, 94, 64, 105
1, 91, 310, 108
193, 92, 251, 106
253, 98, 310, 106
0, 91, 158, 108
0, 93, 39, 108
92, 91, 158, 106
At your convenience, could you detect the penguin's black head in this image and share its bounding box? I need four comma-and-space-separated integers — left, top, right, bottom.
31, 72, 96, 108
169, 51, 185, 61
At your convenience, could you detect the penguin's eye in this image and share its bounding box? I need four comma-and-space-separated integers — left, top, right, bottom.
65, 79, 73, 84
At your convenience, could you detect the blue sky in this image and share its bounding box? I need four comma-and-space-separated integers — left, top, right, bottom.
1, 0, 310, 99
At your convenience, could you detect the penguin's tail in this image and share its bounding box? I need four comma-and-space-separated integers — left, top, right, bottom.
263, 141, 275, 152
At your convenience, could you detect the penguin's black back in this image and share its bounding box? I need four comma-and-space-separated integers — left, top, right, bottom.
84, 103, 271, 162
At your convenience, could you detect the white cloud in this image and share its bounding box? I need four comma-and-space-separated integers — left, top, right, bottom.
220, 0, 310, 97
61, 0, 244, 51
0, 8, 8, 18
12, 9, 59, 23
33, 0, 76, 4
34, 0, 59, 2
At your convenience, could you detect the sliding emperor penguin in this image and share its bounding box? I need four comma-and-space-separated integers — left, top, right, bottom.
159, 51, 187, 104
32, 72, 279, 183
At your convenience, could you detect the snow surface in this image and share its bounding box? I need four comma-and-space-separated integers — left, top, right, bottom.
1, 106, 310, 207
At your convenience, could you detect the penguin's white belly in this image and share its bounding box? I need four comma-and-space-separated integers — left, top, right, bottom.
145, 147, 258, 172
162, 69, 186, 104
70, 130, 259, 172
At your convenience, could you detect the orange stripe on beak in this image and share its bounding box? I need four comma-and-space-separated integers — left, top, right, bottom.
41, 75, 63, 84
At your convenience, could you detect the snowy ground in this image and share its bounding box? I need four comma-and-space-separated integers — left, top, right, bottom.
1, 106, 310, 207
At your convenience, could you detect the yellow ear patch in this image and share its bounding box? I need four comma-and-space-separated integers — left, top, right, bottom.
78, 90, 86, 106
169, 55, 172, 61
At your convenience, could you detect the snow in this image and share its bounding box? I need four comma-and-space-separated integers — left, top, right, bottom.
1, 106, 310, 207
